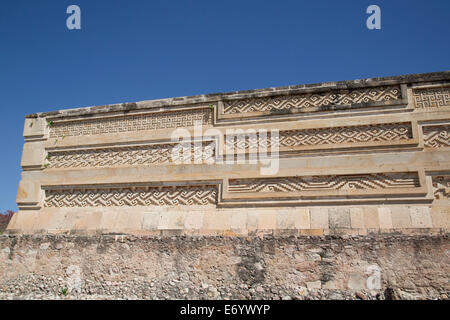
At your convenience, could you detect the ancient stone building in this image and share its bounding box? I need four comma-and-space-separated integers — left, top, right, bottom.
1, 71, 449, 300
9, 71, 450, 236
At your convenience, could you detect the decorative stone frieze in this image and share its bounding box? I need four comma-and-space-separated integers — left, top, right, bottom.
47, 141, 216, 169
423, 124, 450, 148
228, 172, 420, 193
49, 108, 212, 138
432, 176, 450, 200
43, 184, 218, 207
225, 122, 413, 149
413, 86, 450, 108
223, 85, 402, 114
10, 71, 450, 235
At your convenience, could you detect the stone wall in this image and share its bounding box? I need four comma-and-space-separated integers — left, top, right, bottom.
9, 71, 450, 235
0, 234, 448, 300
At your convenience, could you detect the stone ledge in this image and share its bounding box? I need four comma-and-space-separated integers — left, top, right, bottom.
26, 71, 450, 119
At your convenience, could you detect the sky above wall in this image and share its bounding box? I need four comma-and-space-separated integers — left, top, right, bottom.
0, 0, 449, 212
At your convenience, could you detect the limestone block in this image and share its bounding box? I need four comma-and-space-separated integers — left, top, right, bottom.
410, 207, 432, 228
126, 211, 144, 231
329, 208, 351, 229
202, 211, 231, 230
294, 208, 310, 229
378, 207, 393, 229
258, 212, 277, 230
112, 211, 130, 232
5, 211, 19, 230
350, 208, 364, 229
32, 210, 54, 232
73, 212, 91, 231
276, 210, 295, 229
300, 229, 324, 236
391, 207, 412, 228
158, 210, 184, 230
21, 141, 45, 169
86, 211, 104, 231
363, 207, 380, 229
23, 117, 48, 139
310, 208, 329, 229
429, 206, 450, 228
58, 211, 80, 231
141, 212, 160, 230
9, 211, 38, 233
16, 180, 42, 208
247, 212, 258, 231
99, 211, 120, 231
230, 210, 247, 230
184, 211, 204, 230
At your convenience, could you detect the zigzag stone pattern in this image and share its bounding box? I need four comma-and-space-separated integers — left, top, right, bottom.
432, 176, 450, 199
47, 142, 216, 169
228, 173, 420, 193
50, 109, 212, 138
413, 87, 450, 108
226, 123, 412, 150
44, 185, 218, 207
423, 125, 450, 148
223, 86, 401, 114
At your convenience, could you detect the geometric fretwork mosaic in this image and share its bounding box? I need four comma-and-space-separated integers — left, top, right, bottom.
223, 85, 401, 114
423, 125, 450, 148
226, 123, 412, 150
44, 185, 218, 207
50, 109, 212, 138
432, 176, 450, 199
413, 86, 450, 108
228, 172, 420, 193
47, 141, 215, 169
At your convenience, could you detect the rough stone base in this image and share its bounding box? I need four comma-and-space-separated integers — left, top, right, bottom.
0, 234, 448, 300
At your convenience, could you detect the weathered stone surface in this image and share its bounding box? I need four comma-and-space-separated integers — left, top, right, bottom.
0, 234, 448, 300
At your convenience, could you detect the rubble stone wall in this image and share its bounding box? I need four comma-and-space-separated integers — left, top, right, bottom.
0, 234, 448, 300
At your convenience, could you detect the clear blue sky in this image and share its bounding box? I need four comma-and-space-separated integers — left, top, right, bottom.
0, 0, 449, 212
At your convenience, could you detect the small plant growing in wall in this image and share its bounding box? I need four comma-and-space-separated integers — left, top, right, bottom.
44, 154, 51, 169
59, 287, 69, 296
46, 120, 54, 128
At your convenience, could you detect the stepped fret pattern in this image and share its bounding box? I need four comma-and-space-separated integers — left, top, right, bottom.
228, 173, 420, 193
423, 125, 450, 148
223, 86, 401, 114
432, 176, 450, 199
226, 123, 412, 150
47, 142, 215, 169
50, 109, 211, 138
44, 185, 218, 207
413, 87, 450, 108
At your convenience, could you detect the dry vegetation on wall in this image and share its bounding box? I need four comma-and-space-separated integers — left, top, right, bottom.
0, 211, 14, 233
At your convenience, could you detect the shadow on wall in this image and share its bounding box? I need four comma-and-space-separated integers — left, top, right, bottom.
0, 211, 14, 233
